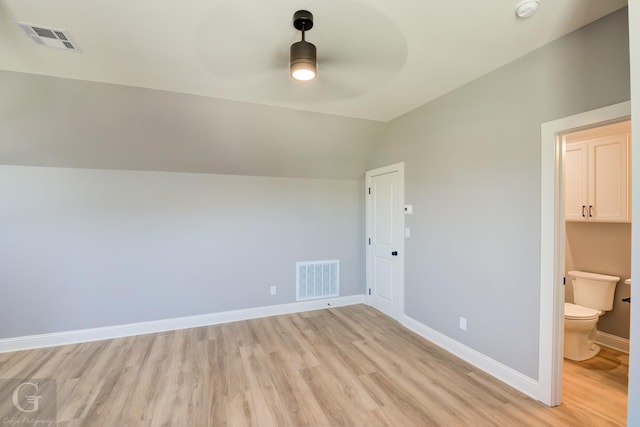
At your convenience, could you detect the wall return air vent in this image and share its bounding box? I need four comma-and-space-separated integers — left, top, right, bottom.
16, 22, 79, 51
296, 260, 339, 301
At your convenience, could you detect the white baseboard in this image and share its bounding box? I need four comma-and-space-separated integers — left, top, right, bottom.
401, 314, 540, 401
596, 330, 630, 353
0, 295, 365, 354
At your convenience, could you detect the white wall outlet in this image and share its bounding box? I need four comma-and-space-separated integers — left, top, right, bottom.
270, 286, 277, 296
459, 316, 467, 331
405, 227, 411, 238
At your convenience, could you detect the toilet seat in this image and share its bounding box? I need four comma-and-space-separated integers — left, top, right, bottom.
564, 302, 600, 320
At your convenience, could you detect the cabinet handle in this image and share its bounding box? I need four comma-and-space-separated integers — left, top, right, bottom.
582, 205, 586, 217
589, 205, 593, 217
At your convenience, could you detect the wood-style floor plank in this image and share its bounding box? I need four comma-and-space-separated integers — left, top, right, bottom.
0, 304, 628, 426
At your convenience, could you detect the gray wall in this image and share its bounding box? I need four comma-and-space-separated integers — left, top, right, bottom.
565, 222, 631, 339
0, 49, 383, 341
628, 0, 639, 423
0, 166, 363, 338
0, 70, 385, 180
368, 8, 630, 379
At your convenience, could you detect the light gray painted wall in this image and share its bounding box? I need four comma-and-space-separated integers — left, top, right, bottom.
628, 0, 639, 423
0, 166, 364, 338
368, 8, 630, 379
0, 71, 385, 180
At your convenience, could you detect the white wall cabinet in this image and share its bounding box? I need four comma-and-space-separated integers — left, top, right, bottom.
564, 126, 631, 223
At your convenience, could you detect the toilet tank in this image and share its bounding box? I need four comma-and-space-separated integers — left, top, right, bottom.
568, 270, 620, 311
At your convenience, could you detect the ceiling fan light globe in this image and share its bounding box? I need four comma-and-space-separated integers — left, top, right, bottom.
291, 65, 316, 81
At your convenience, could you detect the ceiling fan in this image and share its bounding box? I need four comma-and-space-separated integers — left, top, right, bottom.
289, 10, 317, 81
196, 2, 407, 104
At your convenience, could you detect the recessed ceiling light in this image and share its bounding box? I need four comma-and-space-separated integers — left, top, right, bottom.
515, 0, 539, 18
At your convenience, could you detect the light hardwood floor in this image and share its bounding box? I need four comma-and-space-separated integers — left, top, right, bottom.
0, 304, 628, 426
563, 345, 628, 426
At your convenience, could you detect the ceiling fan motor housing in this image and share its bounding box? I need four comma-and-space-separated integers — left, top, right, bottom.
290, 40, 316, 72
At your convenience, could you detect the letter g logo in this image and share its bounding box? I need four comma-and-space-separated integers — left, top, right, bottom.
12, 381, 41, 413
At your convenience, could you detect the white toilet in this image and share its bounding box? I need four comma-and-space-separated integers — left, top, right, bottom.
564, 270, 620, 361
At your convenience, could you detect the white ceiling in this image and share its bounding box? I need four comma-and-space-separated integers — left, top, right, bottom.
0, 0, 628, 123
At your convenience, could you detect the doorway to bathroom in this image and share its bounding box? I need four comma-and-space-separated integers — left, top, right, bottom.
561, 120, 631, 423
539, 101, 631, 407
563, 121, 631, 352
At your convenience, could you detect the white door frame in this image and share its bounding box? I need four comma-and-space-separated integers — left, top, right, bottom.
365, 162, 405, 320
539, 100, 631, 406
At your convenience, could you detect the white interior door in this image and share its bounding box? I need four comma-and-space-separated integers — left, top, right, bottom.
366, 163, 404, 320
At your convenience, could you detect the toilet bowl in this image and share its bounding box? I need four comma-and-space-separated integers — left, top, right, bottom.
563, 270, 619, 361
564, 302, 602, 361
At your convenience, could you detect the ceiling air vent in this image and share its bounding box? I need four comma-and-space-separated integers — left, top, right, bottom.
16, 22, 79, 51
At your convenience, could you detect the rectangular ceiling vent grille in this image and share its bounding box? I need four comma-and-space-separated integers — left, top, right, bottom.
16, 22, 79, 51
296, 260, 339, 301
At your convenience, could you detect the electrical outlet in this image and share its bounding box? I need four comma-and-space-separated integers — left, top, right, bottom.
459, 316, 467, 331
270, 286, 277, 296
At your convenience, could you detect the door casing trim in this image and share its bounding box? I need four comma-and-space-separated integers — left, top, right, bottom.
539, 100, 631, 406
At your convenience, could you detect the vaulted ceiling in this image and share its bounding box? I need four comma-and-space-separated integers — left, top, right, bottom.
0, 1, 628, 179
0, 0, 627, 122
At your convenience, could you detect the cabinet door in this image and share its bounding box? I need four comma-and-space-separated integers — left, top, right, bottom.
564, 142, 588, 221
588, 133, 630, 222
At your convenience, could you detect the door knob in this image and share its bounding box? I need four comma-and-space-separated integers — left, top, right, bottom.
391, 251, 398, 256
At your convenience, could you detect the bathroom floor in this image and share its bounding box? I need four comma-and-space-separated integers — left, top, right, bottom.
562, 346, 629, 426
